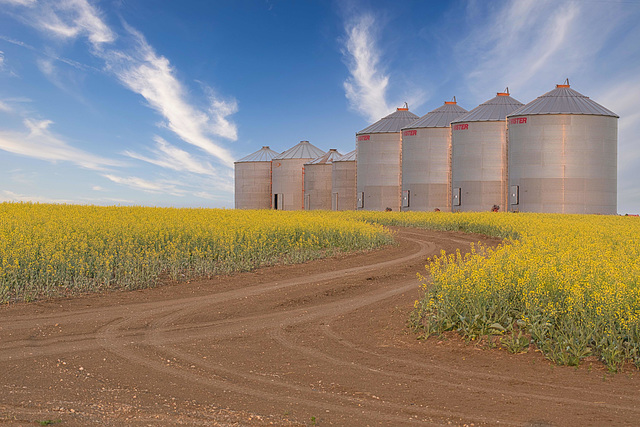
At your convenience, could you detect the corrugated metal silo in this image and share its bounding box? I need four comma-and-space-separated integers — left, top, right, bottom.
401, 99, 468, 211
331, 149, 357, 211
507, 82, 618, 214
272, 140, 325, 210
304, 149, 343, 210
234, 146, 280, 209
450, 90, 524, 212
356, 106, 419, 211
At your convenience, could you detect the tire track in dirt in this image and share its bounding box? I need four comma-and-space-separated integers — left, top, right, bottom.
92, 233, 504, 425
0, 235, 433, 363
2, 228, 639, 426
92, 233, 462, 425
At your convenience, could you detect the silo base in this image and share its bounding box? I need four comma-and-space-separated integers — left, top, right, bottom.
358, 185, 401, 211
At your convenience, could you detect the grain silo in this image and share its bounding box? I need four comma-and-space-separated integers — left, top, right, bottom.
507, 82, 618, 214
272, 140, 325, 210
450, 90, 524, 212
356, 105, 419, 211
331, 149, 356, 211
303, 149, 343, 210
401, 99, 468, 212
234, 146, 280, 209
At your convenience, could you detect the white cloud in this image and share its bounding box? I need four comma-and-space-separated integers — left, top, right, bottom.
102, 26, 237, 166
0, 118, 122, 170
597, 76, 640, 214
4, 0, 238, 168
342, 14, 392, 122
193, 191, 226, 201
124, 136, 220, 176
0, 0, 37, 5
36, 57, 57, 79
0, 189, 134, 205
457, 0, 625, 102
103, 173, 233, 201
0, 100, 10, 112
207, 88, 239, 141
0, 50, 4, 69
14, 0, 116, 49
341, 13, 424, 121
102, 174, 187, 197
0, 189, 76, 204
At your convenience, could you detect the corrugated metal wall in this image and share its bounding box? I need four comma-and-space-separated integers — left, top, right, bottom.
304, 162, 333, 210
332, 156, 356, 211
356, 132, 403, 211
271, 158, 308, 211
451, 121, 508, 211
401, 127, 452, 211
508, 114, 617, 214
234, 161, 272, 209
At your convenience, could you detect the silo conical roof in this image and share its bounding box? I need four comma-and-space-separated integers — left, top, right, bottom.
452, 91, 524, 123
306, 149, 343, 165
356, 107, 419, 135
274, 140, 325, 160
334, 149, 356, 162
508, 84, 618, 118
404, 100, 468, 129
235, 146, 280, 163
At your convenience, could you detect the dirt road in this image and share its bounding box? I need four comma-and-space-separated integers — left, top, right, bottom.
1, 228, 639, 426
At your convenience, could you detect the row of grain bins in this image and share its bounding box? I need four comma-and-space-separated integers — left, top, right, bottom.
235, 82, 618, 214
235, 141, 357, 211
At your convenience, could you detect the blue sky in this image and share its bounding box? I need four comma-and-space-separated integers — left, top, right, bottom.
1, 0, 639, 213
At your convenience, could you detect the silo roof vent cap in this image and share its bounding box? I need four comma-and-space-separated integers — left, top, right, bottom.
397, 102, 409, 111
497, 87, 510, 96
557, 78, 570, 88
445, 96, 457, 105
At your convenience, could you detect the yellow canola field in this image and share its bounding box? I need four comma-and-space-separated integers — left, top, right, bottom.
0, 203, 391, 303
345, 211, 640, 370
3, 203, 639, 369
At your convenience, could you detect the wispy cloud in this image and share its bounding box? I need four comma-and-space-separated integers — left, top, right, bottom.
0, 50, 4, 70
0, 100, 10, 112
102, 174, 187, 197
457, 0, 625, 101
193, 191, 227, 201
11, 0, 116, 49
0, 118, 122, 170
124, 136, 219, 176
342, 14, 391, 122
102, 25, 237, 165
206, 87, 239, 141
0, 189, 133, 205
3, 0, 239, 168
341, 13, 426, 121
0, 35, 98, 72
0, 189, 76, 204
597, 75, 640, 213
0, 0, 37, 6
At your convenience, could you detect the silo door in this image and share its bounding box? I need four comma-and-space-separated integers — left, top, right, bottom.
332, 192, 338, 210
304, 194, 310, 210
452, 188, 461, 206
402, 190, 410, 208
510, 185, 519, 205
273, 194, 284, 210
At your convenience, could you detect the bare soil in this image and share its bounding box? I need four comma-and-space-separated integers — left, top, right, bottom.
1, 228, 639, 426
